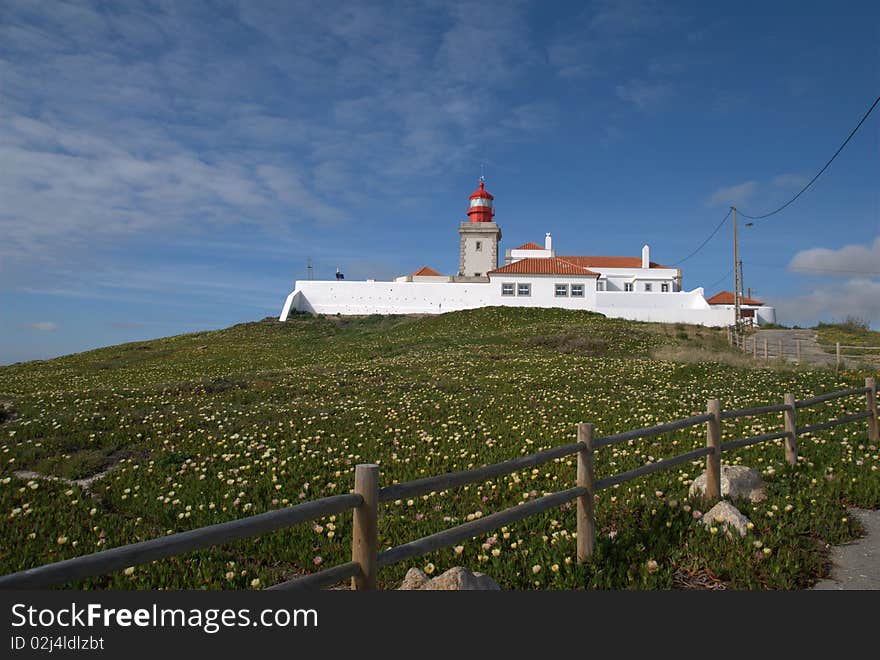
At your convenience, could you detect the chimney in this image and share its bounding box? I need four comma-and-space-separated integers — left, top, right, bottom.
545, 232, 552, 251
641, 244, 650, 269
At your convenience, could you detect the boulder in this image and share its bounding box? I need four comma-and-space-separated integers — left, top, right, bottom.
689, 464, 766, 503
398, 567, 500, 590
701, 500, 751, 539
399, 568, 430, 590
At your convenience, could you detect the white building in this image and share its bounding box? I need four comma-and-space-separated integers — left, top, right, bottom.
279, 180, 776, 328
706, 291, 775, 326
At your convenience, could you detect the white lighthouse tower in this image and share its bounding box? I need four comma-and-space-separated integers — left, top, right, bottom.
457, 179, 502, 278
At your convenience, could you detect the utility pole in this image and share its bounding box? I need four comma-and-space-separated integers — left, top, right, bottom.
732, 206, 740, 326
738, 259, 744, 301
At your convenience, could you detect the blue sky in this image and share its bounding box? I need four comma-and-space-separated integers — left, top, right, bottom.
2, 0, 879, 364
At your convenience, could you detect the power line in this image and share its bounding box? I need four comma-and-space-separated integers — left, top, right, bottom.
739, 93, 880, 221
706, 267, 734, 290
669, 207, 732, 266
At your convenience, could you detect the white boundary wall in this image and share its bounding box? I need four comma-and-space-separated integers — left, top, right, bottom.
279, 278, 745, 327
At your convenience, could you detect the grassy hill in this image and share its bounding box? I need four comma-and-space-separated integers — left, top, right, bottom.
1, 307, 877, 589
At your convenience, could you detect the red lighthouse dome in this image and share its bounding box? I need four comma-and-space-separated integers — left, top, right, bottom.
467, 179, 495, 223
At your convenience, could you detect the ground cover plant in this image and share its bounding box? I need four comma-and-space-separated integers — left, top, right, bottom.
1, 307, 878, 590
816, 318, 880, 357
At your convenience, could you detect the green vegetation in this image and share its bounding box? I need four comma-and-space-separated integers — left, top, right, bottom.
0, 307, 877, 590
816, 318, 880, 356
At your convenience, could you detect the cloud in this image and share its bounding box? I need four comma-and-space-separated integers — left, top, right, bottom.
25, 322, 59, 332
548, 0, 683, 80
770, 278, 880, 329
590, 0, 672, 35
0, 0, 554, 290
788, 237, 880, 276
616, 79, 673, 110
547, 37, 602, 79
705, 181, 757, 207
771, 173, 808, 188
647, 55, 686, 76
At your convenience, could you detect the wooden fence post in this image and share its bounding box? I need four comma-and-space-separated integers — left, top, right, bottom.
836, 342, 841, 375
867, 377, 879, 444
753, 337, 757, 359
351, 464, 379, 590
705, 399, 722, 502
783, 394, 798, 466
727, 326, 732, 346
576, 423, 595, 563
763, 337, 768, 359
796, 339, 801, 365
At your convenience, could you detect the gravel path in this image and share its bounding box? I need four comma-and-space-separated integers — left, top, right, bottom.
746, 329, 837, 366
812, 509, 880, 590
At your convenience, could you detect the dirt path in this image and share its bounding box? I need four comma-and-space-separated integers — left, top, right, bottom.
812, 509, 880, 590
747, 329, 837, 367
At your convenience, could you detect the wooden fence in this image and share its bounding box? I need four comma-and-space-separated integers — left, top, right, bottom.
729, 329, 880, 372
0, 379, 877, 591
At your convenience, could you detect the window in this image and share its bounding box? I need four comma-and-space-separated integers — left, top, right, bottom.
555, 283, 569, 297
571, 284, 584, 297
661, 282, 670, 292
645, 283, 652, 292
501, 283, 515, 296
475, 241, 482, 252
624, 282, 634, 292
517, 283, 531, 297
596, 280, 605, 291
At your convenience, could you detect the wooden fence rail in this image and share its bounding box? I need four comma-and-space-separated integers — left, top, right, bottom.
0, 379, 877, 591
730, 329, 880, 370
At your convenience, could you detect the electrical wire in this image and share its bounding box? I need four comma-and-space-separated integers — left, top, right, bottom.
705, 267, 734, 290
669, 207, 732, 266
739, 93, 880, 221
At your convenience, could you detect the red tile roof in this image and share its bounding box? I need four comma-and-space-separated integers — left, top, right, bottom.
559, 256, 670, 269
706, 291, 764, 306
514, 241, 545, 250
411, 265, 442, 276
488, 257, 600, 276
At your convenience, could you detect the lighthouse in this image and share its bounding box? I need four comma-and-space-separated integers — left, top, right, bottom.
467, 180, 495, 223
458, 179, 502, 277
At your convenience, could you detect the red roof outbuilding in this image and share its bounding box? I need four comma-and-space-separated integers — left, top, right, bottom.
706, 291, 764, 306
411, 265, 442, 277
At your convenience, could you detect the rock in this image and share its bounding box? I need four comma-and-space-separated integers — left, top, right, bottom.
0, 400, 16, 424
689, 464, 766, 503
702, 500, 751, 538
398, 566, 500, 590
399, 568, 430, 590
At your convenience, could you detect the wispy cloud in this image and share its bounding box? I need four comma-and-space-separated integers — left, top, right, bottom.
788, 237, 880, 276
771, 173, 808, 188
616, 79, 674, 110
24, 322, 59, 332
773, 237, 880, 328
0, 0, 552, 286
547, 0, 683, 81
771, 278, 880, 328
706, 181, 757, 207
